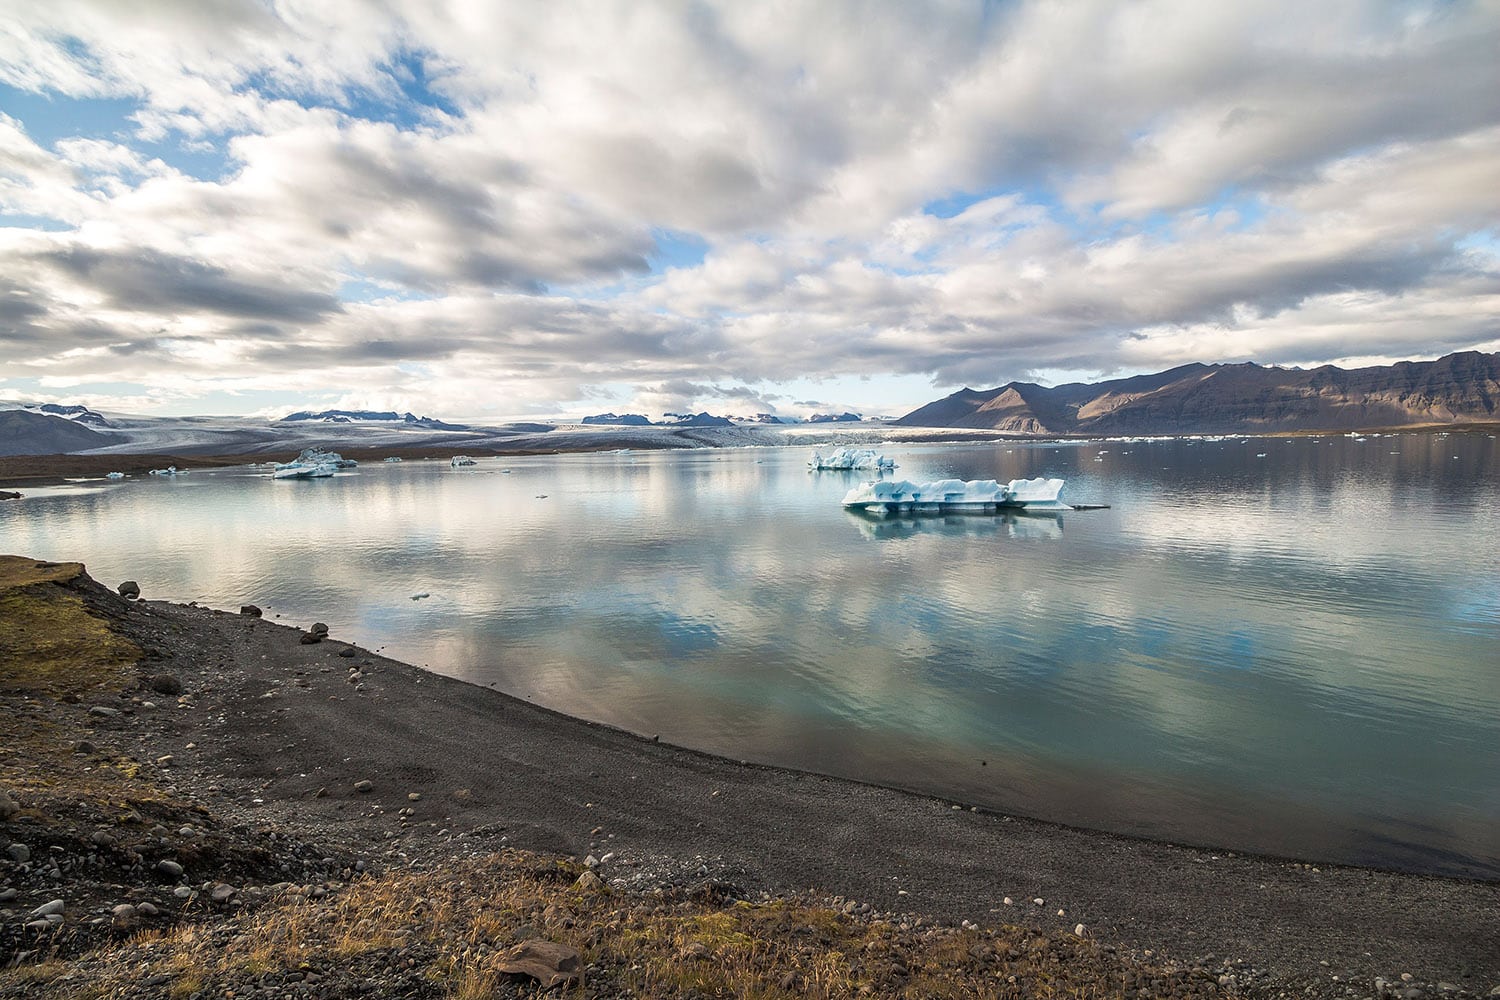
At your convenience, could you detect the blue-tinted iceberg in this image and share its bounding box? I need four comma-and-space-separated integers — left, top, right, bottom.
841, 477, 1068, 514
809, 448, 896, 471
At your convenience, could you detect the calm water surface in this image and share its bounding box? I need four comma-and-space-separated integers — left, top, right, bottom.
5, 434, 1498, 877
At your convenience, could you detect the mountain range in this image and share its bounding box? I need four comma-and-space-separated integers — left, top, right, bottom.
894, 351, 1500, 434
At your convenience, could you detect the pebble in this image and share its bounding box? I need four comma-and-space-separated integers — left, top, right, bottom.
173, 886, 192, 899
1074, 923, 1086, 937
354, 780, 374, 793
1002, 897, 1013, 905
156, 859, 184, 878
6, 843, 31, 863
407, 792, 421, 801
111, 903, 137, 923
89, 706, 121, 717
0, 887, 16, 902
210, 883, 236, 903
136, 901, 159, 916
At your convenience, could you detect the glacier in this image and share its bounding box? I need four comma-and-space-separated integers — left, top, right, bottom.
841, 476, 1068, 515
809, 447, 896, 471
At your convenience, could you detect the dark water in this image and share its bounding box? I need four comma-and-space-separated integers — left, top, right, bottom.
5, 432, 1498, 877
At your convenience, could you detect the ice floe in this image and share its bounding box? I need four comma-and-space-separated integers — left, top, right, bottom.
809, 447, 896, 471
842, 477, 1068, 515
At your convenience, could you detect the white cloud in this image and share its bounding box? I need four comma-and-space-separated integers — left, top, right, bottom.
0, 0, 1495, 417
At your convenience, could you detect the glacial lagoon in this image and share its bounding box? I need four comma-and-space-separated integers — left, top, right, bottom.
5, 433, 1498, 878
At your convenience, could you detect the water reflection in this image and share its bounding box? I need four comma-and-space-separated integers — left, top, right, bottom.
3, 434, 1497, 877
844, 509, 1064, 541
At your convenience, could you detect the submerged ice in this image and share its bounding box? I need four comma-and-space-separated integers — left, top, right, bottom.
841, 477, 1068, 514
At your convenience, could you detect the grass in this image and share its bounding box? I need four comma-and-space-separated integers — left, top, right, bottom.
6, 851, 1220, 1000
0, 556, 139, 698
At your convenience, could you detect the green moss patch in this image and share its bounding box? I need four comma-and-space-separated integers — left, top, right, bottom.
0, 555, 139, 697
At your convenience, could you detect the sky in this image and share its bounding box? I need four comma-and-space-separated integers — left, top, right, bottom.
1, 0, 1498, 421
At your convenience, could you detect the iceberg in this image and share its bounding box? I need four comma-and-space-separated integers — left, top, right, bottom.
148, 466, 188, 476
105, 471, 125, 479
809, 447, 896, 471
841, 476, 1069, 515
451, 455, 477, 467
273, 447, 348, 480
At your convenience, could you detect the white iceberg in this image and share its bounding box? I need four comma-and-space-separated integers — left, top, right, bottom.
105, 471, 125, 479
451, 455, 477, 467
841, 476, 1069, 515
148, 466, 188, 476
809, 447, 896, 471
273, 447, 346, 480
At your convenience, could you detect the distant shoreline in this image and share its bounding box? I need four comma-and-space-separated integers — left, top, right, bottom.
2, 420, 1496, 489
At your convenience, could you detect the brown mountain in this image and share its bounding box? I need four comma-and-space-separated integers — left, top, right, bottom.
894, 351, 1500, 434
0, 409, 111, 456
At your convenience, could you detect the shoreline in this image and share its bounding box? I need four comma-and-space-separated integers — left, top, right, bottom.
3, 420, 1497, 488
3, 562, 1495, 997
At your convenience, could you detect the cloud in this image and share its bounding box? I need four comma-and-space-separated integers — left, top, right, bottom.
0, 0, 1495, 417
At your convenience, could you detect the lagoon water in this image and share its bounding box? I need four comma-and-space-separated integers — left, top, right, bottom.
5, 434, 1498, 877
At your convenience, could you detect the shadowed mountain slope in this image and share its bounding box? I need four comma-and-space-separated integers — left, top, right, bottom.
895, 352, 1500, 434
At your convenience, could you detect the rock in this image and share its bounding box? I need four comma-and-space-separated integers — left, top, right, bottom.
88, 706, 121, 717
117, 580, 140, 599
337, 647, 356, 658
173, 886, 192, 899
0, 491, 20, 502
495, 939, 584, 989
572, 870, 605, 892
1073, 923, 1086, 937
353, 780, 374, 793
147, 674, 183, 696
6, 843, 31, 863
310, 622, 329, 637
90, 830, 115, 848
0, 789, 18, 820
73, 740, 96, 755
136, 901, 159, 917
0, 887, 16, 902
210, 883, 236, 903
677, 942, 710, 960
299, 633, 322, 645
155, 859, 184, 879
240, 605, 262, 617
111, 903, 137, 926
29, 899, 65, 918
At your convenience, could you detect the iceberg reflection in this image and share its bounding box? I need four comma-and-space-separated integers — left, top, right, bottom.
846, 508, 1063, 541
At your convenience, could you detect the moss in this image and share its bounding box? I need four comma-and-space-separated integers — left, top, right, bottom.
0, 559, 140, 697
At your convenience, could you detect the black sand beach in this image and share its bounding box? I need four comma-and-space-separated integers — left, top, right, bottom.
3, 563, 1493, 997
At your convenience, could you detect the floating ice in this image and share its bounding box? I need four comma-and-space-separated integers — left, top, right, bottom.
148, 466, 188, 476
273, 447, 353, 480
809, 448, 896, 471
105, 471, 125, 479
451, 455, 477, 467
842, 477, 1068, 515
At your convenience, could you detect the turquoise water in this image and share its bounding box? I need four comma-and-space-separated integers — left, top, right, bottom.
5, 433, 1498, 877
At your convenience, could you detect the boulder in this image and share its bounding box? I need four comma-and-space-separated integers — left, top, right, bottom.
299, 633, 322, 645
0, 491, 20, 501
495, 939, 584, 989
117, 581, 140, 599
0, 788, 19, 820
310, 622, 329, 637
146, 674, 183, 696
240, 605, 262, 617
